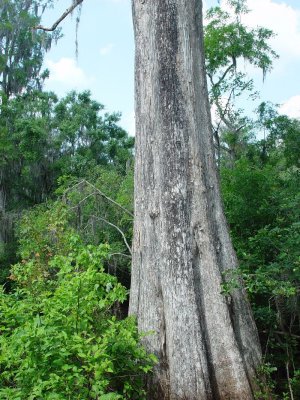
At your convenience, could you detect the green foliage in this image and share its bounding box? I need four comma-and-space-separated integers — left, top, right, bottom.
54, 91, 134, 176
254, 363, 278, 400
220, 104, 300, 398
0, 89, 133, 209
0, 0, 60, 97
0, 204, 155, 399
0, 1, 298, 398
205, 1, 277, 101
256, 102, 300, 168
204, 0, 278, 166
221, 158, 276, 240
54, 166, 134, 289
0, 89, 134, 282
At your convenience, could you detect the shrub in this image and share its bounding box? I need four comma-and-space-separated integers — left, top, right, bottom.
0, 204, 155, 399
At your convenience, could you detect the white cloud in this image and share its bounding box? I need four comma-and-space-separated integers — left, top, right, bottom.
44, 57, 93, 91
246, 0, 300, 59
100, 43, 115, 56
279, 95, 300, 119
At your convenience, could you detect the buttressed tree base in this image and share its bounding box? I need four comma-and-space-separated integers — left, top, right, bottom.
129, 1, 262, 398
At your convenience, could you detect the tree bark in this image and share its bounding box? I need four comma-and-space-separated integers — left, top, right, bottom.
129, 1, 261, 399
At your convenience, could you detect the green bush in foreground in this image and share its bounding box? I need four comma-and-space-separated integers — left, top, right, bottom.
0, 204, 155, 400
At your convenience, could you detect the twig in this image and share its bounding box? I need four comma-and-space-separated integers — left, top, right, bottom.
286, 347, 295, 400
34, 0, 84, 32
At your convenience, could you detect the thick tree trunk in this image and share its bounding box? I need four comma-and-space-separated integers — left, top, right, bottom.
129, 1, 261, 399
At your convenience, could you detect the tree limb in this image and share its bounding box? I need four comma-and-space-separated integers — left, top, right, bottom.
109, 253, 132, 259
262, 330, 300, 339
209, 63, 235, 90
63, 180, 133, 218
34, 0, 84, 32
83, 180, 133, 218
95, 216, 132, 256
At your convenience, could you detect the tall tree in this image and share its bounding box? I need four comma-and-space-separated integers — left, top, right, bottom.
0, 0, 59, 265
204, 0, 277, 164
34, 0, 263, 398
0, 0, 59, 98
129, 0, 261, 398
0, 89, 133, 280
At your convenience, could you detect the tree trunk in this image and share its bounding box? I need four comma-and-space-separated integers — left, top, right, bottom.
129, 1, 262, 399
0, 174, 7, 257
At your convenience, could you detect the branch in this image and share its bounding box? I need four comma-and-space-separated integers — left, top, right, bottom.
211, 63, 235, 90
34, 0, 84, 32
68, 192, 99, 210
83, 180, 134, 218
213, 91, 247, 135
63, 180, 133, 218
95, 216, 132, 256
214, 93, 235, 132
109, 253, 132, 259
262, 330, 300, 340
286, 351, 295, 400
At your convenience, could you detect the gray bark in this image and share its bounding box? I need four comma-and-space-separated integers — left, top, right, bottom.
129, 1, 261, 399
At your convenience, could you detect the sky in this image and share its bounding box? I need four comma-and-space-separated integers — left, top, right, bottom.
42, 0, 300, 135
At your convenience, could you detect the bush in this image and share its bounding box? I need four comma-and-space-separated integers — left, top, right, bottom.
0, 204, 155, 399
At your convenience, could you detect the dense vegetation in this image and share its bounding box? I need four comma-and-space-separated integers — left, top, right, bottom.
0, 0, 299, 398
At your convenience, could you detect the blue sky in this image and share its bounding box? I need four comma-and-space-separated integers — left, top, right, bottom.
42, 0, 300, 135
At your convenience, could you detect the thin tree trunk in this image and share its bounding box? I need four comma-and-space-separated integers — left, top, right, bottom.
0, 173, 7, 256
129, 1, 261, 399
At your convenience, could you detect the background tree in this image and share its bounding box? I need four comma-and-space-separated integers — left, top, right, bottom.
204, 0, 278, 163
220, 103, 300, 398
0, 0, 59, 271
0, 89, 134, 282
0, 0, 59, 98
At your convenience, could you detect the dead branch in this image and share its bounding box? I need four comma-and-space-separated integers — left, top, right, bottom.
68, 192, 99, 210
83, 180, 133, 218
95, 216, 132, 255
262, 330, 300, 340
34, 0, 84, 32
63, 179, 133, 218
109, 253, 132, 259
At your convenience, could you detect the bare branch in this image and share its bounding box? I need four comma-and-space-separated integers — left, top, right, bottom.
83, 180, 134, 218
68, 192, 99, 210
95, 216, 132, 255
262, 330, 300, 340
63, 179, 133, 218
109, 253, 132, 259
34, 0, 84, 32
